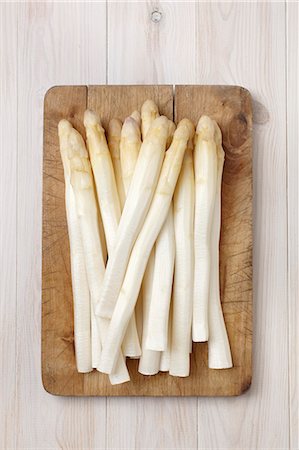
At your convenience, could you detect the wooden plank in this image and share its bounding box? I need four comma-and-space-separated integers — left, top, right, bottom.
107, 397, 198, 450
16, 3, 106, 448
192, 3, 289, 449
287, 2, 299, 448
87, 85, 173, 129
107, 1, 197, 85
0, 4, 17, 449
176, 84, 252, 394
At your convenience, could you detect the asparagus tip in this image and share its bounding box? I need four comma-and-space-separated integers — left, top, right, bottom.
84, 109, 102, 128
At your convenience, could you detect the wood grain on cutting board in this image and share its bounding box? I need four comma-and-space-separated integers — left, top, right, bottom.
42, 84, 252, 396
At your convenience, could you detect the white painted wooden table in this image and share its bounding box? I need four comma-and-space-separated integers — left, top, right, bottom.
1, 2, 298, 449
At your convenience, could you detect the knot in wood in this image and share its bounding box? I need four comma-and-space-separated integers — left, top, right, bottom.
151, 9, 162, 23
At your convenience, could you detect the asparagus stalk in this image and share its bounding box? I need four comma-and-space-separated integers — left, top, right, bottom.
130, 110, 141, 127
138, 249, 161, 375
145, 206, 175, 351
208, 121, 233, 369
141, 99, 159, 140
119, 115, 142, 358
135, 289, 143, 343
141, 100, 176, 354
84, 110, 121, 255
58, 120, 92, 373
107, 118, 126, 209
170, 140, 195, 377
193, 116, 218, 342
160, 304, 172, 372
120, 116, 142, 195
139, 99, 162, 366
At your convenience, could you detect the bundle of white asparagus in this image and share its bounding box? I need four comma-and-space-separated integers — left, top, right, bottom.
58, 100, 232, 385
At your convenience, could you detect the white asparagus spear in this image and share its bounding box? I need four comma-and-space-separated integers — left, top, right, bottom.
208, 121, 233, 369
130, 110, 141, 127
99, 119, 195, 374
67, 124, 129, 384
58, 120, 92, 373
135, 291, 143, 343
139, 99, 161, 365
96, 115, 170, 319
66, 125, 102, 369
141, 101, 175, 357
167, 121, 176, 149
160, 304, 172, 372
98, 208, 107, 264
84, 109, 122, 255
141, 99, 159, 140
170, 140, 195, 377
140, 100, 176, 352
145, 205, 175, 351
141, 99, 174, 148
138, 249, 161, 375
107, 118, 126, 209
193, 115, 218, 342
120, 116, 142, 195
119, 116, 142, 358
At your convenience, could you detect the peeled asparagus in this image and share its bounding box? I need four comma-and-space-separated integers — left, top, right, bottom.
58, 120, 92, 373
193, 116, 218, 342
208, 121, 233, 369
84, 110, 121, 255
107, 118, 126, 209
135, 292, 143, 343
140, 99, 175, 357
139, 99, 161, 362
160, 306, 172, 372
119, 115, 142, 358
98, 209, 108, 264
99, 119, 195, 374
96, 115, 170, 319
138, 249, 161, 375
141, 99, 159, 140
146, 206, 175, 351
170, 141, 195, 377
66, 125, 103, 369
141, 99, 174, 148
130, 110, 141, 127
67, 123, 129, 384
120, 116, 142, 195
107, 119, 137, 361
167, 121, 176, 149
141, 101, 175, 357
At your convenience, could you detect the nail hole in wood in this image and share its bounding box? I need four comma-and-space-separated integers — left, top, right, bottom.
151, 9, 162, 23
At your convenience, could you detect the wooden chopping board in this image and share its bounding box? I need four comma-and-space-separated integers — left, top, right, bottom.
42, 85, 252, 396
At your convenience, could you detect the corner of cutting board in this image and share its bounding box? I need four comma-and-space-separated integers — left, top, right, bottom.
41, 372, 73, 397
43, 84, 87, 104
41, 370, 58, 396
44, 85, 66, 104
237, 375, 252, 396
